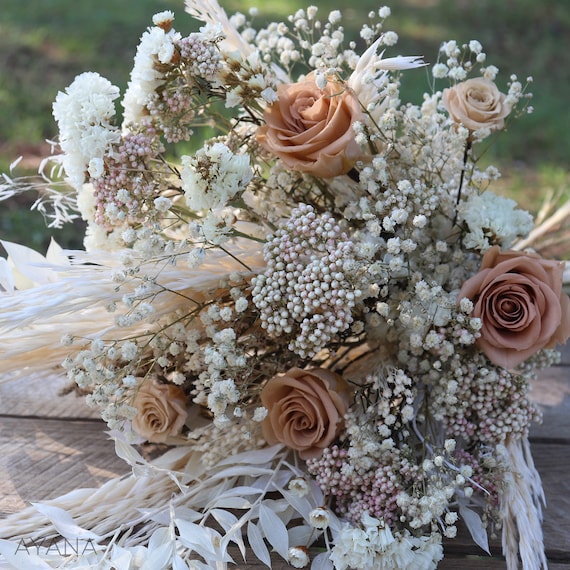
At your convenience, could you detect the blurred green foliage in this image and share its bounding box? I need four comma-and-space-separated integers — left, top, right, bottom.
1, 0, 569, 250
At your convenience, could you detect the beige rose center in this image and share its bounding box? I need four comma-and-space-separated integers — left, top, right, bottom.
487, 284, 534, 331
468, 88, 492, 106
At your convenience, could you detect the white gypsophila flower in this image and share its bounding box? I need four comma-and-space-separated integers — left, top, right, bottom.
122, 25, 180, 126
432, 63, 448, 79
181, 142, 253, 211
52, 72, 120, 191
382, 31, 398, 46
252, 406, 268, 422
460, 190, 534, 251
153, 196, 172, 212
348, 37, 424, 124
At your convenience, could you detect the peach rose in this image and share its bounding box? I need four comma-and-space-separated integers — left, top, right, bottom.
442, 77, 511, 133
458, 246, 570, 369
256, 74, 365, 178
132, 379, 188, 443
261, 367, 351, 459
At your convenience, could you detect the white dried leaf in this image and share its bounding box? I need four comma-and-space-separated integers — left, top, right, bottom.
172, 554, 190, 570
459, 505, 490, 554
210, 496, 253, 510
175, 519, 218, 559
259, 502, 289, 559
140, 542, 172, 570
247, 521, 271, 567
31, 503, 101, 541
211, 509, 246, 558
216, 444, 284, 467
311, 551, 334, 570
0, 538, 53, 569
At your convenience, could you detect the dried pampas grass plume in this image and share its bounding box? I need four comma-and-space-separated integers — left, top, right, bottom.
0, 239, 265, 379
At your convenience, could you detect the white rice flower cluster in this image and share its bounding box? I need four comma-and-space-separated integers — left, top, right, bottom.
52, 72, 121, 191
251, 204, 363, 358
460, 190, 534, 251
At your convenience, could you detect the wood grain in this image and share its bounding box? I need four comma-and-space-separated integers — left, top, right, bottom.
0, 416, 128, 516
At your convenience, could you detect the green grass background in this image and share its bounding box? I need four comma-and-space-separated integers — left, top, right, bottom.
1, 0, 569, 250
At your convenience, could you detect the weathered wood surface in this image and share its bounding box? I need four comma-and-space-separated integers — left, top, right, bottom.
1, 345, 569, 569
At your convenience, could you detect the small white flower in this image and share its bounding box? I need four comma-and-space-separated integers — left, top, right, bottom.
288, 546, 310, 568
154, 196, 172, 212
309, 507, 331, 529
288, 477, 309, 497
181, 143, 253, 212
328, 10, 342, 24
152, 10, 174, 27
252, 406, 268, 422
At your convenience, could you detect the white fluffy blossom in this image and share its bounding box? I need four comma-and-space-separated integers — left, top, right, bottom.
288, 546, 310, 568
122, 24, 180, 126
460, 190, 534, 251
181, 142, 253, 212
52, 72, 120, 190
330, 514, 443, 570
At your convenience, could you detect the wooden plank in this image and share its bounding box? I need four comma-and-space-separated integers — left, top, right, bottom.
535, 443, 570, 558
0, 416, 128, 516
0, 370, 98, 419
439, 557, 570, 569
531, 366, 570, 441
556, 341, 570, 366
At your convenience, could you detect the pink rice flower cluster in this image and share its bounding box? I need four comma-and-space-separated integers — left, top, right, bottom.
432, 354, 541, 444
306, 445, 420, 526
91, 126, 165, 227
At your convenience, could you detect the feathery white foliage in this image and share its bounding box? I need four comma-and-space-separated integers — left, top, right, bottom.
185, 0, 254, 58
0, 240, 264, 376
348, 36, 425, 124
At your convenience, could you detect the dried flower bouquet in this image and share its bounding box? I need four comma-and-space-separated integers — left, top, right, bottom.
0, 2, 568, 569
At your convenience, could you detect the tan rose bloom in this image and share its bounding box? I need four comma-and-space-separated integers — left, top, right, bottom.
442, 77, 511, 133
458, 246, 570, 369
132, 379, 188, 443
260, 367, 351, 460
256, 73, 365, 178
